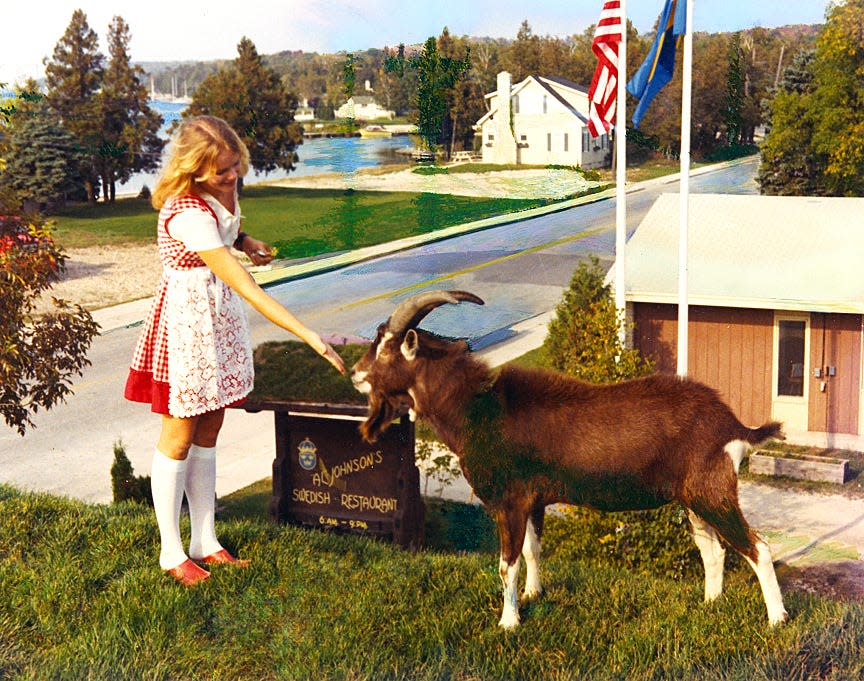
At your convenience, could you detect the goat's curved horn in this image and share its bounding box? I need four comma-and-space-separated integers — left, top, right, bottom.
387, 290, 485, 334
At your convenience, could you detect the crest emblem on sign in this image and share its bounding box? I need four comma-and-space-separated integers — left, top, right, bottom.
297, 437, 318, 471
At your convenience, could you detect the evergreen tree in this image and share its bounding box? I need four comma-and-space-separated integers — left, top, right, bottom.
541, 256, 652, 384
503, 21, 542, 83
723, 33, 745, 146
98, 16, 164, 202
44, 9, 104, 203
2, 91, 82, 208
385, 35, 470, 153
187, 37, 302, 180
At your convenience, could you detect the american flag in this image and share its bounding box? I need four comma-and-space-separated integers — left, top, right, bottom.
587, 0, 623, 138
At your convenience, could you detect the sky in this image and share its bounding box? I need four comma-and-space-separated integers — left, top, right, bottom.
1, 0, 834, 86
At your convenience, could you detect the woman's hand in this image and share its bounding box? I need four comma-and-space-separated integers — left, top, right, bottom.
318, 341, 347, 375
242, 235, 275, 266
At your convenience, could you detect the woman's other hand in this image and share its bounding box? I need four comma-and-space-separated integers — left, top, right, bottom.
242, 236, 274, 266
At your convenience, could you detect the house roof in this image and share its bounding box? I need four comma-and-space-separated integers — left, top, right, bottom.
623, 193, 864, 314
478, 74, 589, 126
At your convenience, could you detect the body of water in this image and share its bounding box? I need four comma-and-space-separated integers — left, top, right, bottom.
118, 100, 414, 196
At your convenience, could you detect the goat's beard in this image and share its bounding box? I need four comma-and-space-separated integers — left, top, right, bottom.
359, 390, 413, 443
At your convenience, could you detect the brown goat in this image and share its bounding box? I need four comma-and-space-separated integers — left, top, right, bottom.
352, 290, 787, 628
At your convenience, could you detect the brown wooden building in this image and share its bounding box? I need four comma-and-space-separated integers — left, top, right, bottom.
622, 193, 864, 450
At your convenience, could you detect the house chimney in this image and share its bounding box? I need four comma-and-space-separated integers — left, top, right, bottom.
495, 71, 517, 164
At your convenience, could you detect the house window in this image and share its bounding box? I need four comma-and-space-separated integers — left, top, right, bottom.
777, 320, 806, 397
543, 95, 548, 114
512, 95, 519, 114
547, 133, 552, 152
563, 133, 568, 152
582, 129, 591, 152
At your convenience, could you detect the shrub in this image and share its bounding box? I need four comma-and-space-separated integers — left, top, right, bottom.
540, 255, 653, 383
110, 439, 152, 505
534, 256, 716, 576
543, 504, 702, 579
0, 208, 99, 434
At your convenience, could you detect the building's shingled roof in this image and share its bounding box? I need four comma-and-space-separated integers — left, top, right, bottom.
623, 193, 864, 314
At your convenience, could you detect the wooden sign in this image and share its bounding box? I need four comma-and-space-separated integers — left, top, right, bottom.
242, 400, 424, 548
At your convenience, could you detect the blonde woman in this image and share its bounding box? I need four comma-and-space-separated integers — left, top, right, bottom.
125, 115, 345, 585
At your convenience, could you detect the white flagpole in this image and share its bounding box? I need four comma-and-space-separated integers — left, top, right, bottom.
615, 0, 627, 346
676, 0, 694, 377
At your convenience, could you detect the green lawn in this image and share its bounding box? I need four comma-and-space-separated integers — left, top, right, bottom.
49, 186, 559, 255
2, 482, 863, 680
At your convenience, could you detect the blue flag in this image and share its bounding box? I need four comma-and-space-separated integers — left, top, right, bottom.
626, 0, 687, 128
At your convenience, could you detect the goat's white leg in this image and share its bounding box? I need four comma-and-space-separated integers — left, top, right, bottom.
498, 557, 521, 629
745, 540, 788, 626
521, 517, 542, 601
687, 510, 726, 602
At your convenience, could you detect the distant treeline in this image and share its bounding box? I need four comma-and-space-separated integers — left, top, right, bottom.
141, 22, 820, 155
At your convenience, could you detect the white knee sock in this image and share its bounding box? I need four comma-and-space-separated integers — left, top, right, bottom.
151, 449, 188, 570
185, 444, 223, 560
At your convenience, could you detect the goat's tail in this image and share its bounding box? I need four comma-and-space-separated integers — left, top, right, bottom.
745, 421, 785, 445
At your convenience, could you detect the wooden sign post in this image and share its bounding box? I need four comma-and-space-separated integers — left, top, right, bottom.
241, 400, 424, 548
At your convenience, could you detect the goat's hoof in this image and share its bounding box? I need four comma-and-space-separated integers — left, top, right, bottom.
498, 611, 520, 629
521, 587, 543, 603
769, 609, 789, 627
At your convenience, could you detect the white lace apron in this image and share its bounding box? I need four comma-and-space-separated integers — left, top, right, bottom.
164, 266, 253, 417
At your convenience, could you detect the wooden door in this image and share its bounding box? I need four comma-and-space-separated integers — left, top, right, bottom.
808, 314, 861, 435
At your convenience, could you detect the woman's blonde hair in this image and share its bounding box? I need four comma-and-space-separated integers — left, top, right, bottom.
151, 115, 250, 209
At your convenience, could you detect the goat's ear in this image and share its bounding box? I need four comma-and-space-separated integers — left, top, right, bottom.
401, 329, 419, 361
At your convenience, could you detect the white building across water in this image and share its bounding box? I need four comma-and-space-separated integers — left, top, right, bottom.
474, 71, 610, 169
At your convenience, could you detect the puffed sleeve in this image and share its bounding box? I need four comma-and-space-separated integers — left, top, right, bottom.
167, 208, 225, 251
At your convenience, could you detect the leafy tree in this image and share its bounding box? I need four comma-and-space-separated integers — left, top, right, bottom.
0, 203, 99, 435
757, 50, 823, 195
759, 1, 863, 196
809, 0, 864, 195
385, 34, 470, 153
2, 89, 83, 208
43, 9, 104, 203
97, 16, 164, 202
187, 37, 302, 181
541, 256, 652, 384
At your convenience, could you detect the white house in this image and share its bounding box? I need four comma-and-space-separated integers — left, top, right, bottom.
474, 72, 610, 169
295, 98, 316, 122
335, 96, 395, 120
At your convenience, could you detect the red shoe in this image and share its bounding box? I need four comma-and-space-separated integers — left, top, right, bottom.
200, 548, 250, 568
165, 559, 210, 586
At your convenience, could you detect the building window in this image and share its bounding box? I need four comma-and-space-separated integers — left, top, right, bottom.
512, 95, 519, 114
777, 320, 806, 397
543, 95, 548, 114
582, 129, 591, 152
563, 133, 568, 152
547, 133, 552, 152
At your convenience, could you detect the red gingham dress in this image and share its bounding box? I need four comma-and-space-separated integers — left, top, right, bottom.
124, 194, 254, 417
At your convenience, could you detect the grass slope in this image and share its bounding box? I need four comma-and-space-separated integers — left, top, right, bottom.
2, 483, 864, 680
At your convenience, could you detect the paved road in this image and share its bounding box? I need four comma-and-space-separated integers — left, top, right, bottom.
1, 159, 759, 504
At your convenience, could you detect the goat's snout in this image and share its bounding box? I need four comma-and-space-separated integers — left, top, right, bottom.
351, 366, 371, 394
